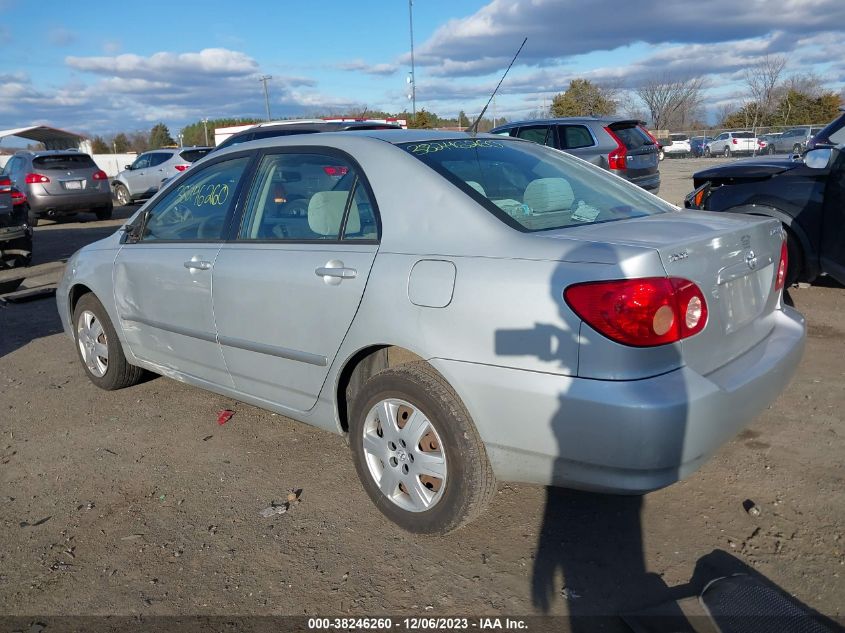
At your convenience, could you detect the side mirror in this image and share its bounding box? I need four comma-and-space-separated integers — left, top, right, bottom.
124, 164, 132, 170
804, 148, 832, 169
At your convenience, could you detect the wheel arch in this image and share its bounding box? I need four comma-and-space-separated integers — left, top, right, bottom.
725, 204, 818, 281
334, 344, 430, 434
68, 283, 94, 322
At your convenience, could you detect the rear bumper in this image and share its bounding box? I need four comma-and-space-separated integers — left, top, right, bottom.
28, 190, 112, 214
627, 173, 661, 193
431, 306, 805, 493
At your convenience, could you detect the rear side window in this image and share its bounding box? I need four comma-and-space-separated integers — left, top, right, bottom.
400, 139, 674, 232
180, 148, 211, 163
148, 153, 171, 167
558, 125, 594, 149
32, 154, 96, 170
609, 125, 653, 150
733, 132, 754, 139
515, 126, 552, 146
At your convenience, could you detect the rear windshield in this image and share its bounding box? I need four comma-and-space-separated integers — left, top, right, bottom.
610, 125, 654, 150
733, 132, 754, 139
670, 134, 689, 141
33, 154, 96, 170
180, 148, 211, 163
400, 138, 674, 232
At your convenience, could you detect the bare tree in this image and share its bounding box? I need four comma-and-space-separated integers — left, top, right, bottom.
635, 76, 707, 131
743, 54, 787, 127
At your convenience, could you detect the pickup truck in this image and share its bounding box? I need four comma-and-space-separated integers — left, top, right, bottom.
0, 176, 33, 294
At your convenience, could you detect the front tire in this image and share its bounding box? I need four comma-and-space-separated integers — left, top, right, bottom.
113, 184, 131, 206
349, 362, 495, 534
73, 293, 145, 390
792, 144, 802, 156
724, 146, 731, 158
704, 147, 712, 158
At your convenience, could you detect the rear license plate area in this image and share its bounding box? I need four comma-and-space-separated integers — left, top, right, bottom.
719, 265, 771, 334
63, 180, 82, 190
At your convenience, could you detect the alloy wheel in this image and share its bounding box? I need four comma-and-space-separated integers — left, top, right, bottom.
76, 309, 109, 377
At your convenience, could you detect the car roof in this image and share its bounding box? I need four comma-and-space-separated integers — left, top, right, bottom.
15, 149, 90, 157
492, 116, 643, 128
235, 120, 401, 133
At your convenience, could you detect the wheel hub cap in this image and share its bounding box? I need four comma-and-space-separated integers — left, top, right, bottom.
76, 310, 109, 378
362, 398, 447, 513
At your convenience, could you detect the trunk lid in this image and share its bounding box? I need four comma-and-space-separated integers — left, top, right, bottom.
553, 210, 784, 375
607, 121, 659, 182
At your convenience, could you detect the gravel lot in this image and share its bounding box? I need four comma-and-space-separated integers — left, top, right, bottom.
1, 159, 843, 627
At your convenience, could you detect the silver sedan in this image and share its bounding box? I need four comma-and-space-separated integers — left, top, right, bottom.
57, 130, 805, 533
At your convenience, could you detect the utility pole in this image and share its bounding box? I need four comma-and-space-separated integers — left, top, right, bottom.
408, 0, 416, 121
259, 75, 272, 121
202, 117, 209, 146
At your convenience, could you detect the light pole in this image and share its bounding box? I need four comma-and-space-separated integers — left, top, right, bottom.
202, 117, 209, 146
408, 0, 416, 121
259, 75, 272, 121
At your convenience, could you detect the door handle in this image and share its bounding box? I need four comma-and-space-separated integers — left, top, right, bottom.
184, 259, 212, 271
316, 260, 357, 285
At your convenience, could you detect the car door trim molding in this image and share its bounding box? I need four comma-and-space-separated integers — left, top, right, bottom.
218, 334, 328, 367
122, 314, 218, 343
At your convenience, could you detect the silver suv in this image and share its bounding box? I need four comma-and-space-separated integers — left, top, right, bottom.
112, 147, 211, 205
490, 118, 661, 193
769, 127, 823, 155
2, 150, 112, 225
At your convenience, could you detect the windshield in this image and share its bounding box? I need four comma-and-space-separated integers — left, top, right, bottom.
400, 138, 674, 232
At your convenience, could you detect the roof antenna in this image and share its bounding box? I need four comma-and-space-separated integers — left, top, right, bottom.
468, 37, 527, 137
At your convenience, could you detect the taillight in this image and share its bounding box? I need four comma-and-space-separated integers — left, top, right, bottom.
11, 189, 27, 206
323, 165, 349, 177
732, 138, 738, 145
604, 127, 627, 170
25, 173, 50, 184
92, 170, 108, 180
0, 177, 10, 193
174, 164, 190, 172
564, 277, 708, 347
775, 240, 788, 291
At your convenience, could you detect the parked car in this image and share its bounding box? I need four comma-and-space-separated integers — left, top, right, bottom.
705, 131, 759, 157
760, 132, 783, 154
663, 133, 691, 157
112, 147, 212, 206
491, 118, 661, 192
689, 136, 713, 158
768, 127, 823, 155
212, 120, 403, 154
807, 108, 845, 151
2, 150, 112, 225
0, 176, 33, 294
685, 146, 845, 286
57, 130, 804, 533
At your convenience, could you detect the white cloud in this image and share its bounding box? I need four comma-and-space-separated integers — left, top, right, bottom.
66, 48, 259, 80
337, 60, 399, 76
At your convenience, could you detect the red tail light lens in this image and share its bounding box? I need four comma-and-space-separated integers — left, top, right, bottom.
732, 138, 738, 145
174, 164, 190, 172
0, 177, 10, 193
775, 240, 788, 291
323, 165, 349, 177
92, 170, 108, 180
564, 277, 708, 347
603, 127, 627, 170
25, 173, 50, 184
11, 189, 27, 205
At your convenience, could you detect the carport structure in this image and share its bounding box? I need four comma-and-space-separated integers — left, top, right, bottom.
0, 125, 86, 150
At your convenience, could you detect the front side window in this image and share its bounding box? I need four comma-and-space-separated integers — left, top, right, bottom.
131, 154, 151, 170
401, 138, 675, 232
239, 152, 376, 241
141, 156, 250, 242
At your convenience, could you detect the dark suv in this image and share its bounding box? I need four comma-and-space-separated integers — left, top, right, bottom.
490, 118, 660, 193
0, 175, 33, 294
212, 120, 402, 154
2, 150, 112, 225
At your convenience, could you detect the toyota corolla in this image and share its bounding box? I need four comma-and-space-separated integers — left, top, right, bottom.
57, 130, 805, 533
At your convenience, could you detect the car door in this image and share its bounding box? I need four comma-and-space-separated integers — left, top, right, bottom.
124, 153, 152, 196
554, 124, 599, 164
113, 154, 253, 385
712, 133, 728, 153
212, 149, 380, 412
820, 148, 845, 284
146, 152, 172, 191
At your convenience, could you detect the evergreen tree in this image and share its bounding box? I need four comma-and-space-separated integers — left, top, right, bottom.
148, 123, 175, 148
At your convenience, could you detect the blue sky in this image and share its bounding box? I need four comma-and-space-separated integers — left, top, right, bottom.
1, 0, 844, 137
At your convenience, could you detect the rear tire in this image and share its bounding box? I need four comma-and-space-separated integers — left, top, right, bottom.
27, 207, 39, 227
792, 144, 802, 156
73, 293, 145, 390
349, 361, 496, 534
704, 147, 712, 158
94, 204, 113, 221
724, 146, 731, 157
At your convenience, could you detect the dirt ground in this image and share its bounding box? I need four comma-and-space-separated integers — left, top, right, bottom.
1, 159, 843, 626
